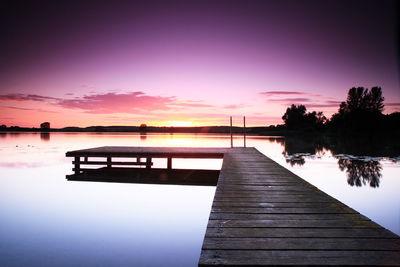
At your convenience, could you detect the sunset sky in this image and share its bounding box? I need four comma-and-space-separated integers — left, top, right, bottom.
0, 0, 399, 128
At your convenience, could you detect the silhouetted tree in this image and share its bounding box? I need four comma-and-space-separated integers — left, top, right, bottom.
329, 87, 384, 133
139, 124, 147, 132
282, 104, 326, 131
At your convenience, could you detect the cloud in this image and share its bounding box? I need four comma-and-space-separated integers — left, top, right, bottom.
0, 93, 59, 102
260, 91, 332, 99
223, 104, 246, 109
305, 101, 342, 108
267, 97, 312, 103
80, 84, 94, 88
260, 91, 306, 96
259, 90, 340, 109
56, 91, 176, 114
385, 103, 400, 107
1, 105, 59, 113
171, 101, 214, 108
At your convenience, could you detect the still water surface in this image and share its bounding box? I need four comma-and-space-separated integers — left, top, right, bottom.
0, 132, 399, 266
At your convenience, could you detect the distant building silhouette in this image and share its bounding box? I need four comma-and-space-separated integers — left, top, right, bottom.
40, 122, 50, 129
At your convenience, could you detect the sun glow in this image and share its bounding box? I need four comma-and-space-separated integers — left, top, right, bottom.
167, 121, 194, 127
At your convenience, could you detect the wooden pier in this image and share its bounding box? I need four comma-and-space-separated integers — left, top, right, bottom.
66, 146, 400, 266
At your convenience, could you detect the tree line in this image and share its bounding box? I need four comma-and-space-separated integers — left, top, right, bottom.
281, 86, 400, 134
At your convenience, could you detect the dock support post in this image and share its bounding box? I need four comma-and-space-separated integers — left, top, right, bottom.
167, 157, 172, 169
74, 156, 80, 174
243, 116, 246, 148
107, 157, 112, 168
146, 157, 152, 169
230, 116, 233, 148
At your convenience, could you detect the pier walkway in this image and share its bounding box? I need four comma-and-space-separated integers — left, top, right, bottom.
66, 146, 400, 266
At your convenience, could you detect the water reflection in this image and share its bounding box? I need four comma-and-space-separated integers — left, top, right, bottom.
279, 135, 397, 187
40, 132, 50, 141
140, 132, 147, 141
67, 168, 219, 186
338, 159, 382, 188
0, 132, 399, 266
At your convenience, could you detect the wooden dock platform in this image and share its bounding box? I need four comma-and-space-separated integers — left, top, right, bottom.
66, 146, 400, 266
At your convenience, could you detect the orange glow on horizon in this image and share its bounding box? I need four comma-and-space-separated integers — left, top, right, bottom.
166, 120, 195, 127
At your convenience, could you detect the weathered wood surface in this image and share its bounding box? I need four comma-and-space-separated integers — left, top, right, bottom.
199, 147, 400, 266
66, 146, 227, 158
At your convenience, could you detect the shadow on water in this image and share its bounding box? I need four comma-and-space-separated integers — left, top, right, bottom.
67, 168, 219, 186
270, 135, 399, 188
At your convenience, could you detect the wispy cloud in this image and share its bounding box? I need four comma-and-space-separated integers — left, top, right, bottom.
260, 91, 306, 96
80, 84, 94, 88
385, 103, 400, 107
0, 93, 59, 102
267, 97, 312, 103
260, 91, 333, 99
57, 92, 176, 114
0, 91, 216, 115
223, 104, 247, 109
171, 100, 214, 108
1, 105, 59, 113
305, 101, 342, 108
259, 90, 339, 110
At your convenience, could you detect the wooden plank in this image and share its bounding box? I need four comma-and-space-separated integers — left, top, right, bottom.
207, 219, 381, 228
199, 250, 400, 266
208, 213, 371, 221
205, 227, 398, 238
73, 160, 152, 166
210, 207, 355, 214
212, 201, 346, 208
202, 237, 400, 250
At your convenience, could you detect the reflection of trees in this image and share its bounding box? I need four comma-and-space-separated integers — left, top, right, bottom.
278, 136, 324, 166
140, 132, 147, 141
338, 159, 382, 188
40, 132, 50, 141
285, 156, 305, 166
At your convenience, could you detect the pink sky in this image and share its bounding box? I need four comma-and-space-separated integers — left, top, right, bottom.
0, 1, 399, 128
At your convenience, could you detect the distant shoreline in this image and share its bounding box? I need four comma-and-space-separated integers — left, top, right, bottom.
0, 125, 283, 135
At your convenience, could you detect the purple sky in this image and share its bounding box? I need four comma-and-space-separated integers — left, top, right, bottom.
0, 0, 399, 127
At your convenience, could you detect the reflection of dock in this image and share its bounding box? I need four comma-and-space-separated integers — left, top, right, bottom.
66, 147, 400, 266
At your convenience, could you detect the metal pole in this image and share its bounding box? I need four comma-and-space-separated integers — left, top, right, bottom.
230, 116, 233, 148
243, 116, 246, 148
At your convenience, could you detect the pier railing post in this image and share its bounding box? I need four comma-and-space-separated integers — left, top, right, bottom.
243, 116, 246, 148
107, 157, 112, 168
230, 116, 233, 148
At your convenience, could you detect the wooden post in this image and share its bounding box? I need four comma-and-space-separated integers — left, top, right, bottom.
107, 157, 112, 168
74, 156, 80, 174
146, 157, 152, 169
243, 116, 246, 148
167, 157, 172, 169
230, 116, 233, 148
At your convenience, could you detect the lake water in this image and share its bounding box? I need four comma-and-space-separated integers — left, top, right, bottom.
0, 132, 399, 266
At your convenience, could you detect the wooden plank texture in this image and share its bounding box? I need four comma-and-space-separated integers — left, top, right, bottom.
199, 147, 400, 266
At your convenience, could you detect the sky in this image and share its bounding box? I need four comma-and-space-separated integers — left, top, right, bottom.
0, 0, 399, 128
